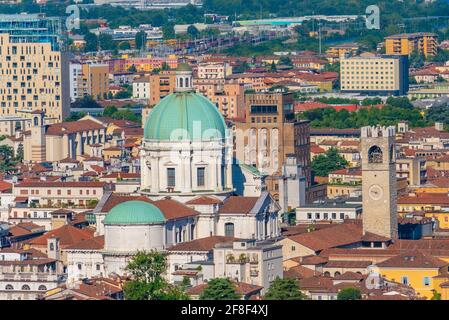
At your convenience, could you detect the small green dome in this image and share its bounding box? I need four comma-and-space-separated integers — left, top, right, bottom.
103, 200, 165, 225
144, 92, 227, 141
176, 62, 192, 72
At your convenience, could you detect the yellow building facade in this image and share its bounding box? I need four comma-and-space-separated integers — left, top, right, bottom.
0, 33, 70, 122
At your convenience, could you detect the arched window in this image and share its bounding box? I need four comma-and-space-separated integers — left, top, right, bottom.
38, 285, 47, 291
49, 243, 54, 251
21, 285, 30, 291
185, 77, 189, 88
179, 77, 184, 88
225, 223, 234, 237
368, 145, 383, 163
334, 271, 341, 277
5, 284, 13, 290
33, 117, 38, 126
324, 272, 330, 277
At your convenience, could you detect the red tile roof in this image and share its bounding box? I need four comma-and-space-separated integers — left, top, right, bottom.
287, 223, 364, 252
152, 198, 200, 220
0, 181, 12, 193
398, 193, 449, 205
219, 196, 259, 214
46, 120, 105, 136
167, 236, 238, 252
27, 225, 95, 247
65, 235, 105, 250
185, 196, 222, 205
377, 251, 448, 269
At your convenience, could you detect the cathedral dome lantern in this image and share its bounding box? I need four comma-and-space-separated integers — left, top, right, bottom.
175, 62, 194, 93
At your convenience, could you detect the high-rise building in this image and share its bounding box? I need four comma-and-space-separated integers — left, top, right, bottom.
385, 32, 437, 57
0, 14, 64, 51
194, 79, 245, 119
340, 53, 409, 96
70, 62, 109, 101
0, 33, 70, 122
235, 92, 311, 201
361, 126, 398, 240
149, 70, 176, 106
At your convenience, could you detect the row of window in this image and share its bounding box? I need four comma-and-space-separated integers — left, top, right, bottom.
5, 284, 47, 291
21, 189, 98, 196
306, 212, 347, 220
167, 167, 205, 188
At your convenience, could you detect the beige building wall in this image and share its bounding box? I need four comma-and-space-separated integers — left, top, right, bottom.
340, 55, 402, 93
0, 34, 70, 122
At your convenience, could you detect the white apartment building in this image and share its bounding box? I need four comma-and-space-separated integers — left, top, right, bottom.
132, 76, 151, 99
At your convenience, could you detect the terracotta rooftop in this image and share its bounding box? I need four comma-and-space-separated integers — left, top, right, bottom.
283, 265, 320, 280
219, 196, 259, 214
333, 271, 365, 281
46, 120, 105, 136
185, 196, 222, 205
152, 198, 200, 220
167, 236, 238, 252
65, 235, 105, 251
287, 223, 363, 252
27, 225, 95, 248
376, 251, 448, 269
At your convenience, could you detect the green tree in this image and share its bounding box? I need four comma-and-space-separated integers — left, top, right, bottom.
99, 33, 115, 51
84, 32, 98, 52
123, 250, 188, 300
199, 278, 241, 300
114, 90, 132, 99
128, 65, 137, 72
409, 51, 425, 68
161, 62, 170, 70
118, 41, 131, 50
103, 105, 119, 117
64, 111, 87, 122
337, 287, 362, 300
0, 145, 15, 172
162, 22, 175, 39
385, 96, 413, 109
311, 147, 348, 177
264, 277, 307, 300
135, 30, 147, 50
431, 289, 441, 300
187, 25, 199, 39
279, 56, 293, 66
269, 61, 277, 72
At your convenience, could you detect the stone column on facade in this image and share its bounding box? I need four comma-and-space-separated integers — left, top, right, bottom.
75, 133, 82, 157
216, 155, 223, 192
150, 156, 160, 193
225, 143, 233, 190
210, 155, 217, 191
184, 153, 192, 193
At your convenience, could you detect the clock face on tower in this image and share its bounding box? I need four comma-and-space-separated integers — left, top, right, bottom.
368, 184, 383, 201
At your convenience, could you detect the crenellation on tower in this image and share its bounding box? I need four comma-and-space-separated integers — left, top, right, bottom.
361, 125, 398, 241
361, 125, 396, 138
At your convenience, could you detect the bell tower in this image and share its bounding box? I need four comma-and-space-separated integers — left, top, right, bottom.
361, 126, 397, 241
30, 110, 46, 163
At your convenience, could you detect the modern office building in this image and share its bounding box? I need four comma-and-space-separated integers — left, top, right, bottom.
340, 53, 409, 96
0, 33, 70, 122
0, 13, 64, 51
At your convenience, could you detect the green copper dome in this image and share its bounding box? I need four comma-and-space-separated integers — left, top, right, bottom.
103, 200, 165, 225
144, 92, 227, 141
